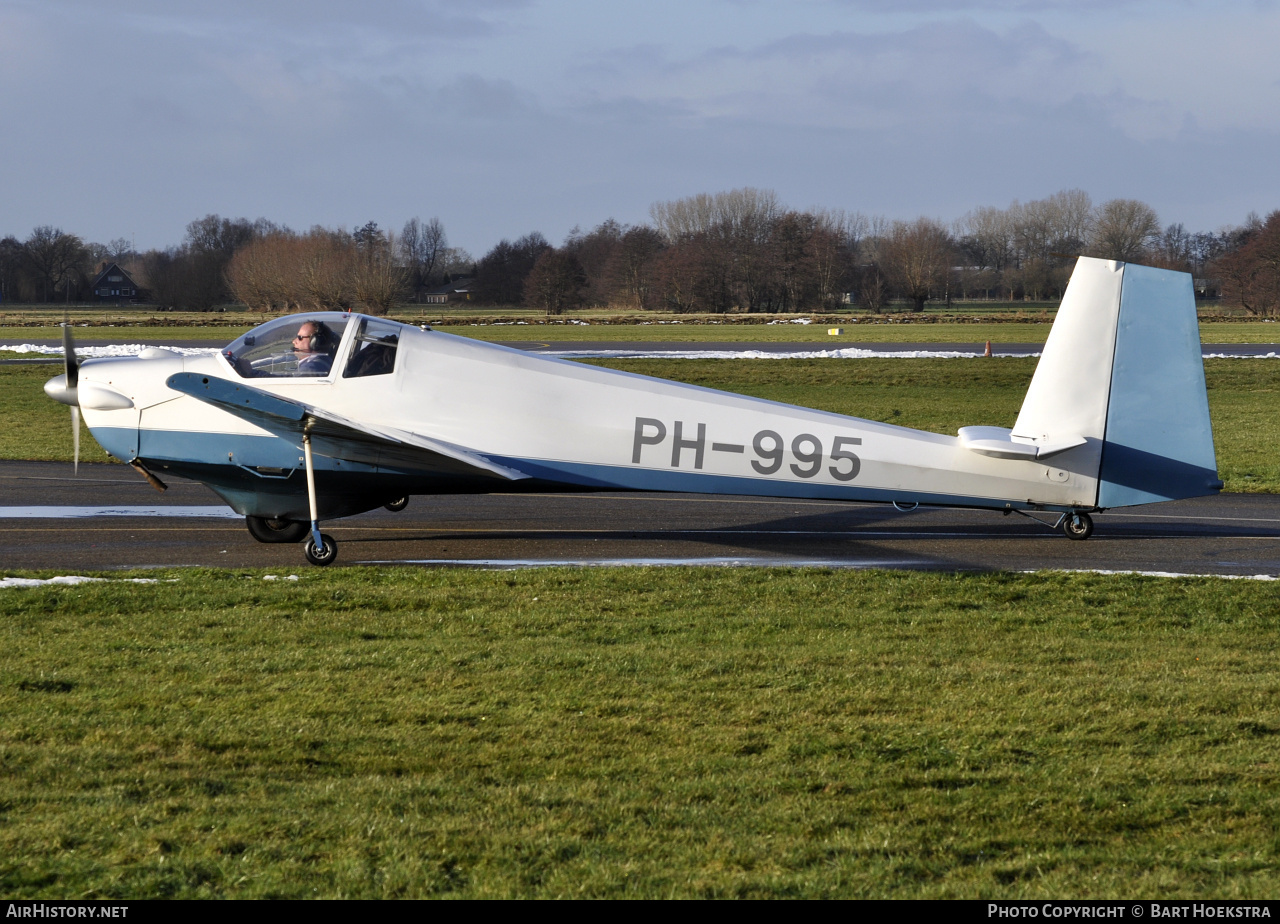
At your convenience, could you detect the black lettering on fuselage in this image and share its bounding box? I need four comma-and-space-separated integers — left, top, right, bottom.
632, 417, 667, 463
671, 421, 706, 469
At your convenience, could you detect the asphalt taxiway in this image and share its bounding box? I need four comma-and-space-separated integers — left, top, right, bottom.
2, 461, 1278, 576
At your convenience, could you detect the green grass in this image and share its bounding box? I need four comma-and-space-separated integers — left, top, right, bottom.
6, 358, 1280, 492
0, 320, 1048, 345
460, 322, 1056, 344
2, 317, 1279, 345
2, 567, 1279, 898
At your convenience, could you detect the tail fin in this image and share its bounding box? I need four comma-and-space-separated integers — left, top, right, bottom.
1012, 256, 1220, 509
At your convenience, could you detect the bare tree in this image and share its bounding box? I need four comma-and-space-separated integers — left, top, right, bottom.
23, 226, 87, 302
810, 209, 863, 310
228, 226, 404, 313
0, 237, 24, 302
604, 226, 664, 310
564, 219, 624, 306
650, 192, 719, 242
186, 214, 255, 255
523, 248, 586, 315
771, 211, 817, 312
226, 233, 297, 312
1090, 199, 1160, 262
474, 232, 550, 305
1047, 188, 1094, 253
437, 247, 475, 279
298, 229, 356, 311
956, 206, 1013, 272
856, 216, 891, 312
1154, 222, 1194, 271
1217, 210, 1280, 316
881, 218, 953, 311
352, 230, 408, 315
652, 236, 716, 312
400, 217, 447, 298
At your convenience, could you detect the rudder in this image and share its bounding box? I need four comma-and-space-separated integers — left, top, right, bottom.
1097, 263, 1220, 508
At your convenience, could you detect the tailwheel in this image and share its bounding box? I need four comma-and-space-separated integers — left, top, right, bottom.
384, 497, 409, 512
304, 533, 338, 566
1062, 511, 1094, 540
246, 516, 310, 544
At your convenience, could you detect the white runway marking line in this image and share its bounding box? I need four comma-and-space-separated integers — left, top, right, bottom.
354, 557, 933, 569
1035, 569, 1279, 581
0, 506, 241, 518
339, 528, 1064, 538
358, 560, 1280, 577
1098, 511, 1280, 524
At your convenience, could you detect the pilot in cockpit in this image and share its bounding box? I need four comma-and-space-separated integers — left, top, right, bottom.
292, 321, 338, 375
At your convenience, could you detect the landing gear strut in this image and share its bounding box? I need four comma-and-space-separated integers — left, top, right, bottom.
301, 428, 337, 566
1010, 507, 1097, 540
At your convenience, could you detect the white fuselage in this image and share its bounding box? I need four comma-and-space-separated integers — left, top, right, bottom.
74, 324, 1098, 517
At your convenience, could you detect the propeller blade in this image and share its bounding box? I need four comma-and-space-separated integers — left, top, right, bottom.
71, 406, 80, 476
63, 314, 79, 390
63, 314, 81, 476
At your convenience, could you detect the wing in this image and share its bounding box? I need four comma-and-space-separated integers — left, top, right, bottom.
165, 372, 529, 482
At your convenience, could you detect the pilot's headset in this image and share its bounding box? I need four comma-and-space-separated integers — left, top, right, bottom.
303, 321, 336, 353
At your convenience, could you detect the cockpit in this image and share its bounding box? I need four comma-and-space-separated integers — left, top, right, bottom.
222, 313, 404, 380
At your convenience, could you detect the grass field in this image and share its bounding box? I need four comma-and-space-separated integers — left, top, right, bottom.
2, 567, 1279, 898
5, 315, 1280, 899
0, 320, 1055, 346
1, 313, 1278, 346
5, 358, 1280, 492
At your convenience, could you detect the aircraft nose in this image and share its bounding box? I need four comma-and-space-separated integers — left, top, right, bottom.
45, 375, 134, 410
44, 373, 78, 407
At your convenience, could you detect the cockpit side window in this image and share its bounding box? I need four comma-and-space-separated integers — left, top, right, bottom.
223, 315, 348, 378
343, 318, 401, 378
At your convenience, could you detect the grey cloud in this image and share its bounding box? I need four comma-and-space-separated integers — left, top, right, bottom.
825, 0, 1151, 11
433, 74, 539, 120
2, 0, 1275, 255
32, 0, 515, 43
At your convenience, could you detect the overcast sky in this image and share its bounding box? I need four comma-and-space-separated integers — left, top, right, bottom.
2, 0, 1277, 253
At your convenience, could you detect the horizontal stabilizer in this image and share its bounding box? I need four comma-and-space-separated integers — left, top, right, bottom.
958, 426, 1086, 461
166, 372, 529, 482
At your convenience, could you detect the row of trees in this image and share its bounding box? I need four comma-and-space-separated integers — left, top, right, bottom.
0, 215, 468, 313
157, 216, 473, 313
477, 189, 1277, 315
4, 189, 1279, 314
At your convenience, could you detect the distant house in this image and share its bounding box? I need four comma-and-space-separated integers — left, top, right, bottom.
421, 276, 474, 305
90, 262, 142, 302
1194, 277, 1221, 300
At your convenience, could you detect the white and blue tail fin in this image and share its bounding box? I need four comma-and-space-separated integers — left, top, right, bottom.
1012, 256, 1220, 509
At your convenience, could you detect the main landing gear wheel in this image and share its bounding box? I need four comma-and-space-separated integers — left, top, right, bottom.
1062, 512, 1094, 541
384, 497, 409, 512
304, 533, 338, 566
245, 516, 310, 544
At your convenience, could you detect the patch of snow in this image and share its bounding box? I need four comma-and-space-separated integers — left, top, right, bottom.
1, 343, 220, 358
0, 576, 161, 589
543, 348, 1012, 360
